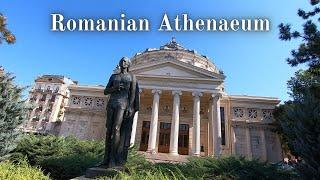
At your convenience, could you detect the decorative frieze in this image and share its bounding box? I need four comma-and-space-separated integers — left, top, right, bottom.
84, 97, 93, 107
262, 109, 273, 121
96, 98, 105, 108
71, 96, 81, 105
233, 107, 244, 118
232, 107, 274, 123
248, 108, 258, 119
70, 96, 107, 110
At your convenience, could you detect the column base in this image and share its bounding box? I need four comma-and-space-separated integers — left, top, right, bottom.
192, 153, 200, 157
169, 152, 179, 156
147, 149, 157, 154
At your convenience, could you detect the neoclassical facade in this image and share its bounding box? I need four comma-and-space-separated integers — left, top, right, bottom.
25, 39, 282, 162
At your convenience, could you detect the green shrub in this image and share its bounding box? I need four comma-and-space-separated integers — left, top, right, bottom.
40, 153, 101, 180
109, 150, 298, 180
0, 160, 50, 180
9, 136, 297, 180
10, 134, 104, 180
10, 134, 67, 165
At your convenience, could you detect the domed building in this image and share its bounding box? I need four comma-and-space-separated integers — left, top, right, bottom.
25, 38, 282, 162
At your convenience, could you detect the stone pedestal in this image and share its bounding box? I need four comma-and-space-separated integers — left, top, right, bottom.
85, 166, 124, 178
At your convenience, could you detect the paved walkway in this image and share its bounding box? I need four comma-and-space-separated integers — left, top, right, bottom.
140, 151, 189, 163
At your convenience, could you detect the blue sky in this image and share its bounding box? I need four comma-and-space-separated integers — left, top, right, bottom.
0, 0, 311, 101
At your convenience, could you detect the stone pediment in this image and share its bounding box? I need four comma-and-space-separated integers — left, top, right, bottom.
130, 59, 225, 80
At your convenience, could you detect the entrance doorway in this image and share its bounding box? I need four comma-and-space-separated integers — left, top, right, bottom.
158, 122, 171, 153
139, 121, 150, 151
178, 124, 189, 155
139, 121, 189, 155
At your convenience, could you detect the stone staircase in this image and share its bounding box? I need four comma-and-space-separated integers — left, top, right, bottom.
140, 151, 189, 163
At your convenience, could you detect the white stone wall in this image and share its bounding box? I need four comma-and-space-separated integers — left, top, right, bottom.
230, 100, 282, 162
59, 86, 107, 140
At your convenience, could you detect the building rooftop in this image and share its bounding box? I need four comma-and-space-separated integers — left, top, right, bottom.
35, 74, 77, 85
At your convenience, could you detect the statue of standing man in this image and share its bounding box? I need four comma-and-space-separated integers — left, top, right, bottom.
102, 57, 139, 168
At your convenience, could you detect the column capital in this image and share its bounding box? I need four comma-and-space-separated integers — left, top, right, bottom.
151, 89, 162, 95
172, 90, 182, 96
192, 92, 203, 97
211, 93, 222, 101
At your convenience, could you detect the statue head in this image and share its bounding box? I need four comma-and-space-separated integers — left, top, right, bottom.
119, 57, 131, 71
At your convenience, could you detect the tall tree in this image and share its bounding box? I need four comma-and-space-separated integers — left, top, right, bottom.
0, 13, 16, 44
274, 0, 320, 179
0, 69, 28, 160
278, 0, 320, 75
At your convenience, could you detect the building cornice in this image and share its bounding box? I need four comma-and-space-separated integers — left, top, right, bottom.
231, 120, 277, 130
227, 95, 280, 104
131, 57, 225, 80
68, 85, 104, 92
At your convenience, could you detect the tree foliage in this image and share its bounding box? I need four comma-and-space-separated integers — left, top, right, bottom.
0, 13, 16, 44
278, 1, 320, 74
287, 70, 320, 100
274, 90, 320, 179
0, 70, 28, 161
275, 1, 320, 179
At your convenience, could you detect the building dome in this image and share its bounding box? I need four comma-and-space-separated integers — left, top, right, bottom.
131, 38, 221, 74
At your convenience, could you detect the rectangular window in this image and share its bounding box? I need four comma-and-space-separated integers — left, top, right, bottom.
160, 122, 171, 129
220, 107, 226, 145
142, 121, 150, 128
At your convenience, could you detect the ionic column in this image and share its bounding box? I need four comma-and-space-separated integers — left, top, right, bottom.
147, 89, 161, 154
130, 112, 139, 146
246, 128, 252, 159
130, 89, 142, 146
192, 92, 202, 156
212, 94, 222, 156
208, 100, 213, 155
169, 90, 182, 155
260, 129, 267, 161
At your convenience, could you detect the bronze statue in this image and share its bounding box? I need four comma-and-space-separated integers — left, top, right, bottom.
102, 57, 139, 168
